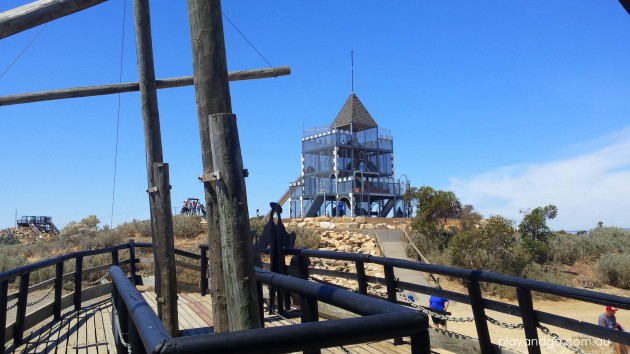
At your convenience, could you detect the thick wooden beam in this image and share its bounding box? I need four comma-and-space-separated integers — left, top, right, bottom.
132, 0, 178, 336
0, 67, 290, 106
187, 0, 260, 332
0, 0, 107, 39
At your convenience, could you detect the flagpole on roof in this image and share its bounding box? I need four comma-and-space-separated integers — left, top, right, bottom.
351, 50, 354, 93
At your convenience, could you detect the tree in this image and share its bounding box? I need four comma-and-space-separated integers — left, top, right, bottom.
518, 205, 558, 262
459, 204, 483, 232
407, 186, 462, 249
450, 215, 524, 275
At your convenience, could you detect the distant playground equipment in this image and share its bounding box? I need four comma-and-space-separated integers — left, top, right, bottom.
16, 216, 60, 237
180, 197, 205, 216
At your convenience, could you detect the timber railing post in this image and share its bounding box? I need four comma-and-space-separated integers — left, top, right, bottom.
356, 261, 368, 295
410, 328, 432, 354
517, 287, 542, 354
54, 260, 64, 321
74, 256, 83, 311
199, 244, 209, 296
467, 278, 493, 353
129, 239, 137, 285
112, 247, 119, 266
257, 281, 264, 328
0, 280, 8, 349
114, 283, 130, 354
14, 273, 30, 345
384, 265, 403, 345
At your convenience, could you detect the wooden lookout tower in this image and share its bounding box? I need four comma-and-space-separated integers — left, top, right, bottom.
289, 93, 411, 218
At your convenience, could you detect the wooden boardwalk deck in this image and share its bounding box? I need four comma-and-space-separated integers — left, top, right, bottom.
9, 292, 414, 354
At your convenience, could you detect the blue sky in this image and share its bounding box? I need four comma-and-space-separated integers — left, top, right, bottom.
1, 1, 629, 231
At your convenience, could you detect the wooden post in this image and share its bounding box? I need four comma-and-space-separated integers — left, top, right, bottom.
356, 261, 368, 295
185, 0, 230, 332
54, 261, 63, 321
0, 0, 107, 39
467, 279, 494, 353
151, 162, 179, 334
74, 256, 83, 311
384, 265, 403, 345
129, 239, 137, 285
209, 113, 261, 330
14, 273, 29, 345
132, 0, 178, 336
516, 287, 542, 354
185, 0, 260, 331
0, 280, 7, 349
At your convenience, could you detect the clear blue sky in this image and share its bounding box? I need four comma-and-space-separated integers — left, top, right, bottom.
1, 1, 629, 231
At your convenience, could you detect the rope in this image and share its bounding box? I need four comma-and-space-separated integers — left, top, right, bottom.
110, 0, 128, 229
222, 12, 274, 69
0, 24, 47, 80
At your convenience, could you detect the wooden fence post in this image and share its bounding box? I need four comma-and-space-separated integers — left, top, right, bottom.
74, 256, 83, 311
0, 280, 8, 349
14, 273, 30, 345
129, 239, 137, 284
467, 279, 493, 353
54, 260, 63, 321
517, 287, 542, 354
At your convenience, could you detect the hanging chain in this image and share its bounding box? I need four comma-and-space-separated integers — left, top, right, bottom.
7, 271, 110, 311
112, 298, 133, 354
486, 316, 524, 330
6, 284, 55, 310
538, 325, 587, 354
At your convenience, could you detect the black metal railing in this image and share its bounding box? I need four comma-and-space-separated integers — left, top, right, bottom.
278, 248, 630, 353
0, 239, 210, 352
110, 265, 430, 354
4, 238, 630, 354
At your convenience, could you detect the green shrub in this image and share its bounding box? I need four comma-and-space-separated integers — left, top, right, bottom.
597, 253, 630, 288
249, 218, 267, 237
116, 219, 152, 238
288, 226, 320, 249
172, 215, 204, 238
549, 227, 630, 265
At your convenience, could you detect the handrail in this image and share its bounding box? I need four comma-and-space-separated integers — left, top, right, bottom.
110, 266, 171, 353
0, 244, 129, 282
5, 238, 630, 353
284, 248, 630, 308
110, 265, 430, 354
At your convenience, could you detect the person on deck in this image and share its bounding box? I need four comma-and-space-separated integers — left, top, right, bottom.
598, 306, 630, 354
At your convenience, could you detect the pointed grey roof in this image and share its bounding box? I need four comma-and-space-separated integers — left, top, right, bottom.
330, 93, 378, 132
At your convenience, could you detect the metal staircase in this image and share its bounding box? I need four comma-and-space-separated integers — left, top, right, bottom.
379, 198, 395, 217
305, 194, 325, 217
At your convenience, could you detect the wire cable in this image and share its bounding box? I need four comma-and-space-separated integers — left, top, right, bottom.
222, 11, 274, 68
110, 0, 128, 229
0, 24, 47, 80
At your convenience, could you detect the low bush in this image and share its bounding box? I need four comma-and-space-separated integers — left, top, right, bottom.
597, 253, 630, 288
549, 227, 630, 265
172, 215, 205, 238
287, 226, 320, 249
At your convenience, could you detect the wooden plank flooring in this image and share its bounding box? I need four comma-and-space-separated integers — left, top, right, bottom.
10, 292, 414, 353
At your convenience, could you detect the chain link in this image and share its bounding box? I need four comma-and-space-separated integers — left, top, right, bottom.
7, 271, 109, 311
309, 275, 589, 353
486, 316, 524, 330
267, 299, 351, 353
112, 298, 133, 354
6, 284, 55, 310
538, 325, 586, 354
